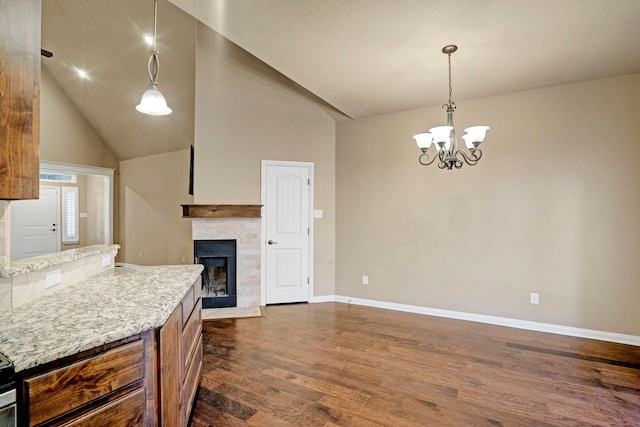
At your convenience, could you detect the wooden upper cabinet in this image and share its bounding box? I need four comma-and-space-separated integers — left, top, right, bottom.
0, 0, 41, 200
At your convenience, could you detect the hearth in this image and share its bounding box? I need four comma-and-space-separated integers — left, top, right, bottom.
194, 239, 237, 308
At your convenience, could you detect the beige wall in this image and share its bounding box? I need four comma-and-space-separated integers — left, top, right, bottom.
336, 73, 640, 336
39, 66, 119, 248
194, 23, 336, 296
86, 175, 106, 245
40, 67, 118, 170
119, 149, 194, 265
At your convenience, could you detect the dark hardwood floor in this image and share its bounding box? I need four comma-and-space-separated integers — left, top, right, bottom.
190, 302, 640, 426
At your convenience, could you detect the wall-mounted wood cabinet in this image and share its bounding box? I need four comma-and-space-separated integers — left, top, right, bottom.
0, 0, 41, 200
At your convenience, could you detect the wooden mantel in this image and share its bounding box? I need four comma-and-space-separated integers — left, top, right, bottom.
181, 204, 262, 219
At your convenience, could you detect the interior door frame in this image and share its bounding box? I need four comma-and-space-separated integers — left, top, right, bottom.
40, 161, 115, 245
260, 160, 314, 306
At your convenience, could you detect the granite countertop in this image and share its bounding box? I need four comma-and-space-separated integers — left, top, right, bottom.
0, 264, 203, 372
1, 244, 121, 278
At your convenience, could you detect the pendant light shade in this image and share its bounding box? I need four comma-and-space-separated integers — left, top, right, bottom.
137, 0, 172, 115
136, 86, 172, 115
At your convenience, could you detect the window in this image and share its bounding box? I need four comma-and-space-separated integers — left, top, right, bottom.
40, 172, 77, 183
62, 187, 79, 244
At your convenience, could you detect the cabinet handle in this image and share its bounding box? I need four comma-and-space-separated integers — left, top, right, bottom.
267, 240, 278, 245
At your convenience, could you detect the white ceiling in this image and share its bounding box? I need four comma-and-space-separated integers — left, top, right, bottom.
42, 0, 640, 160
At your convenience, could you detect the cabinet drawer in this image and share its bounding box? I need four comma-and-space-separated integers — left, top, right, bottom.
182, 334, 202, 426
26, 340, 144, 426
182, 298, 202, 375
61, 388, 145, 427
181, 284, 196, 325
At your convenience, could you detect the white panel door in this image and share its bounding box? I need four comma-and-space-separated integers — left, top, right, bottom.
265, 164, 311, 304
10, 186, 60, 260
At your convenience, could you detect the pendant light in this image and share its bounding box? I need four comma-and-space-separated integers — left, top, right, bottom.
136, 0, 172, 115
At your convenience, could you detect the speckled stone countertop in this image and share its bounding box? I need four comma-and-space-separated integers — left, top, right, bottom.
1, 244, 121, 278
0, 264, 203, 372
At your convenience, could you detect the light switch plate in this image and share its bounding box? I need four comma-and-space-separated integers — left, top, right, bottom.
530, 292, 540, 304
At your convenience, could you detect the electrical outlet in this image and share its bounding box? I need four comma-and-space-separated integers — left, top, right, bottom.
45, 269, 62, 289
182, 255, 186, 263
530, 292, 540, 305
101, 254, 111, 267
139, 251, 143, 258
362, 275, 369, 285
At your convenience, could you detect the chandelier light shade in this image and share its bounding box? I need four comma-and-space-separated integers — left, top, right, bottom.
136, 0, 172, 115
413, 45, 488, 169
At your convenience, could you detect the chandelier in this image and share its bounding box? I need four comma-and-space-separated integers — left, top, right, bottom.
136, 0, 172, 115
413, 45, 488, 169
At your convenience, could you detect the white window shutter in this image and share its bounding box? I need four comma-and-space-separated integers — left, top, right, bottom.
62, 187, 79, 244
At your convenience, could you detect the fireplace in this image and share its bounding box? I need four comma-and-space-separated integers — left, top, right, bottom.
185, 205, 262, 319
194, 239, 237, 308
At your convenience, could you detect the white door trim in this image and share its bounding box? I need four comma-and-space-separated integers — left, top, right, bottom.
40, 161, 115, 245
261, 160, 314, 305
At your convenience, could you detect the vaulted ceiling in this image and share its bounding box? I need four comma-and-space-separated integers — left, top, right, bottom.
42, 0, 640, 161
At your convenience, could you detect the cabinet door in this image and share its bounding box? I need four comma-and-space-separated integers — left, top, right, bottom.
60, 388, 145, 427
0, 0, 41, 200
182, 299, 202, 374
25, 340, 144, 426
159, 304, 182, 427
182, 334, 202, 426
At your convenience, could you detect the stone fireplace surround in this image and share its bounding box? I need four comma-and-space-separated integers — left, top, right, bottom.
186, 205, 262, 319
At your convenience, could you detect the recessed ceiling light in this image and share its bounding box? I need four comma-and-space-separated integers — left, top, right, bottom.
144, 35, 153, 46
77, 69, 88, 79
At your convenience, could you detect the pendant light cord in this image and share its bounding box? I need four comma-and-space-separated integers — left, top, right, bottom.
153, 0, 158, 52
148, 0, 160, 87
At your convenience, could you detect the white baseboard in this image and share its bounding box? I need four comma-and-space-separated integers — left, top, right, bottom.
310, 295, 335, 303
310, 294, 640, 346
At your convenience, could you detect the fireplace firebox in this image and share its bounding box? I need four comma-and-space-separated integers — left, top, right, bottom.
194, 239, 237, 308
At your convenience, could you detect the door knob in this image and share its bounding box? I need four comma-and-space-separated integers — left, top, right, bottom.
267, 240, 278, 245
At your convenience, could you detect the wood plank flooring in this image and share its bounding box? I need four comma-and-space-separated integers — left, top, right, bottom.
190, 302, 640, 426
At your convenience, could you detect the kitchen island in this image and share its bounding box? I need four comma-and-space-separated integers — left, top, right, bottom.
0, 264, 204, 427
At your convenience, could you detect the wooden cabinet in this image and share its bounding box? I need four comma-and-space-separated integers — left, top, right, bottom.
0, 0, 41, 200
17, 278, 203, 426
24, 340, 145, 426
160, 279, 203, 426
59, 389, 145, 427
182, 298, 203, 424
